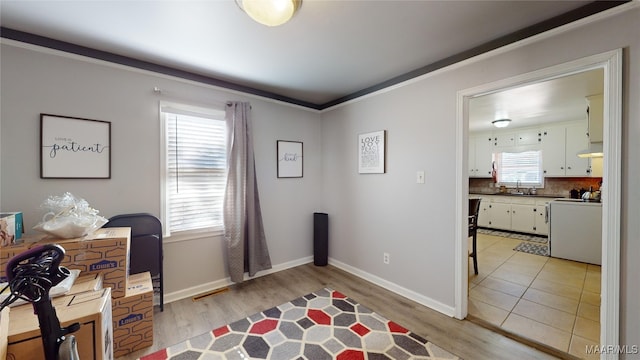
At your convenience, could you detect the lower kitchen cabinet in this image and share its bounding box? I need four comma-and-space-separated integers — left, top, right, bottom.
478, 198, 491, 228
511, 203, 535, 233
533, 199, 550, 236
474, 195, 554, 236
489, 201, 512, 230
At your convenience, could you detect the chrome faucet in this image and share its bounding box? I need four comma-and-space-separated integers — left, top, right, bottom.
516, 180, 521, 193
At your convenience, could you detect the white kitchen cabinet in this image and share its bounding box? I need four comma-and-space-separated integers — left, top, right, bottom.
586, 94, 604, 178
516, 129, 542, 146
541, 121, 590, 177
487, 197, 512, 230
469, 133, 493, 177
586, 94, 603, 143
491, 129, 540, 148
474, 195, 555, 235
477, 198, 491, 228
510, 197, 537, 233
565, 122, 590, 176
492, 133, 515, 147
533, 199, 549, 236
511, 205, 536, 233
590, 157, 603, 177
540, 125, 565, 176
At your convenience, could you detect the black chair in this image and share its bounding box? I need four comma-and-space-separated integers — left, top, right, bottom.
104, 213, 164, 311
469, 198, 482, 275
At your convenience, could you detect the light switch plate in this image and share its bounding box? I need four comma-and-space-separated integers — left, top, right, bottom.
417, 171, 425, 184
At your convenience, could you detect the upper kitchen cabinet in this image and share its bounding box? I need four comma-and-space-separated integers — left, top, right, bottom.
492, 133, 515, 147
491, 129, 541, 147
585, 94, 604, 177
540, 120, 590, 176
469, 132, 493, 178
515, 129, 542, 146
586, 94, 603, 143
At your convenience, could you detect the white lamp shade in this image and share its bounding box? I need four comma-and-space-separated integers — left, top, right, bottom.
242, 0, 300, 27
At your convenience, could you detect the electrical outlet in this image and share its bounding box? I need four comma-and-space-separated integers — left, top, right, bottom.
383, 252, 390, 264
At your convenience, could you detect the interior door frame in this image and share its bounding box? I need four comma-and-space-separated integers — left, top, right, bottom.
454, 49, 622, 355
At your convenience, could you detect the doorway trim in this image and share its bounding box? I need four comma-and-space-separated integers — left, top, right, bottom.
454, 49, 622, 354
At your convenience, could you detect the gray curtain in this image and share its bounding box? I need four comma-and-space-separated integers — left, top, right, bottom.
223, 101, 272, 283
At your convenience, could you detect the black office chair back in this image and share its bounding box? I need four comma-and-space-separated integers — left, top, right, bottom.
103, 213, 164, 311
106, 213, 162, 239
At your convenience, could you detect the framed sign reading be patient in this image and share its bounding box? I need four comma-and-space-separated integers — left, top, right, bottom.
40, 114, 111, 179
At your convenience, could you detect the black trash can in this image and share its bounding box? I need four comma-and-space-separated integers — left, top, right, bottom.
313, 212, 328, 266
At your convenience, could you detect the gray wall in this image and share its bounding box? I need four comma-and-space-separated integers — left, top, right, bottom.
0, 43, 323, 296
321, 7, 639, 353
1, 5, 638, 355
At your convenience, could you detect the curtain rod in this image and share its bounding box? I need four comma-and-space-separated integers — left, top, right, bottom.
152, 86, 233, 110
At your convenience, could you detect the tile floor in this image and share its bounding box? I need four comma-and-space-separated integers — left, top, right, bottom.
468, 232, 601, 359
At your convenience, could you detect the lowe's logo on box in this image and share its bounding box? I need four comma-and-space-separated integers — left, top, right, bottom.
90, 259, 117, 271
119, 313, 143, 326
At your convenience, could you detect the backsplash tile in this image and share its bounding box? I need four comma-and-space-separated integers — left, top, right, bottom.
469, 177, 602, 198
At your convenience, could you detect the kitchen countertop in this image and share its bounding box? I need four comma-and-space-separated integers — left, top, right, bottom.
469, 192, 566, 199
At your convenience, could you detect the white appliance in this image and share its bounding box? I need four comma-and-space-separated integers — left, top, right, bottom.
548, 199, 602, 265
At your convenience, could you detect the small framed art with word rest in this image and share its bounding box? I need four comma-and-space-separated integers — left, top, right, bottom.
40, 113, 111, 179
277, 140, 303, 178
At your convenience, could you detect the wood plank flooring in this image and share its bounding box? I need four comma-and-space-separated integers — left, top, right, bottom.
118, 263, 562, 360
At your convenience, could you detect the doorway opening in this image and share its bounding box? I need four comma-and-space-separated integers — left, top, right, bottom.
455, 49, 622, 358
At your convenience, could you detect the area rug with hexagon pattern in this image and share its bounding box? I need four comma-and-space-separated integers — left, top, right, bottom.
138, 288, 460, 360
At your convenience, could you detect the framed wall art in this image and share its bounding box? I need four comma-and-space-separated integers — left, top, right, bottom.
40, 113, 111, 179
358, 130, 386, 174
277, 140, 303, 178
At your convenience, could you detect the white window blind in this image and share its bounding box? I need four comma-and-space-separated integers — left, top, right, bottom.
162, 105, 226, 235
494, 150, 543, 186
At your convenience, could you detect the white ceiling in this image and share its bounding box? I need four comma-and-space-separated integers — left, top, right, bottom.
1, 1, 601, 106
469, 68, 604, 133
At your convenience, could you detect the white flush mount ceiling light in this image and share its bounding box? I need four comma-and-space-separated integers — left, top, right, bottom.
492, 119, 511, 128
237, 0, 302, 27
491, 118, 512, 128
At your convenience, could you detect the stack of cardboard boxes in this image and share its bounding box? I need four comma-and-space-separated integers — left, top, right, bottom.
1, 227, 155, 359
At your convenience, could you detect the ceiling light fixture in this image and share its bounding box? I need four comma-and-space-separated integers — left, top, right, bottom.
491, 118, 512, 128
237, 0, 302, 27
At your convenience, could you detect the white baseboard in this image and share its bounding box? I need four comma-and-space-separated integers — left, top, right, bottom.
164, 255, 455, 318
329, 258, 456, 317
164, 256, 314, 304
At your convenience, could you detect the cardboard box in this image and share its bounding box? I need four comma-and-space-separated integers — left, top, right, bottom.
1, 307, 8, 360
7, 288, 114, 360
69, 272, 104, 295
0, 212, 23, 247
112, 272, 154, 357
1, 228, 129, 298
0, 240, 38, 283
35, 227, 131, 298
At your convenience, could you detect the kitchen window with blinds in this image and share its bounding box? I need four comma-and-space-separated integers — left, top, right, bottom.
494, 149, 543, 187
160, 102, 227, 238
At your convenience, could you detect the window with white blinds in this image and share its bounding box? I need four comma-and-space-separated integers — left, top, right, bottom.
161, 103, 226, 236
494, 150, 543, 187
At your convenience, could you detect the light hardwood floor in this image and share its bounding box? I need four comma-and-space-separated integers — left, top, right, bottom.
118, 263, 562, 360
